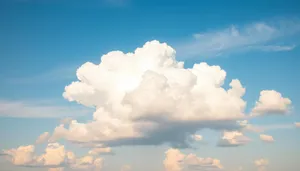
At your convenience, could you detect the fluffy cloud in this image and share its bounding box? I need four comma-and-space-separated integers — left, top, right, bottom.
295, 122, 300, 128
251, 90, 291, 116
47, 40, 289, 148
260, 134, 274, 143
254, 159, 269, 171
164, 148, 222, 171
36, 143, 66, 166
3, 145, 35, 165
217, 131, 250, 147
3, 143, 103, 171
36, 132, 50, 144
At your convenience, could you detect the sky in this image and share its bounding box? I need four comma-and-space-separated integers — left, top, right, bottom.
0, 0, 300, 171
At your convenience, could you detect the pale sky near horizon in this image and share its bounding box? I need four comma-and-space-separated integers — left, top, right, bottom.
1, 0, 300, 171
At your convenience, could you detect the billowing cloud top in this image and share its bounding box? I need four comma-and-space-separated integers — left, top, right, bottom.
48, 40, 291, 148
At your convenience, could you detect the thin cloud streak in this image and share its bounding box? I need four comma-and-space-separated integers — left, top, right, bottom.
6, 65, 78, 84
176, 19, 300, 58
0, 99, 92, 118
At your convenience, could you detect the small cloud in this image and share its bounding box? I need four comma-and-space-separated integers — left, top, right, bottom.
251, 90, 292, 116
88, 147, 114, 156
191, 134, 203, 141
295, 122, 300, 128
260, 134, 275, 143
217, 131, 251, 147
36, 132, 50, 144
164, 148, 223, 171
254, 158, 269, 171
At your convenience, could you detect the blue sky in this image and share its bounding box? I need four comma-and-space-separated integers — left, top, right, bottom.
1, 0, 300, 171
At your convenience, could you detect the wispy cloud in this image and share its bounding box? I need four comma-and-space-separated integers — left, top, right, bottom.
176, 19, 300, 58
7, 65, 78, 84
245, 123, 295, 133
0, 99, 91, 118
257, 45, 296, 52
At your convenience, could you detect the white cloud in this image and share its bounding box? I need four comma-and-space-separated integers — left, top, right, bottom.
254, 159, 269, 171
36, 143, 66, 166
217, 131, 251, 147
36, 132, 50, 144
164, 148, 223, 171
191, 134, 203, 141
0, 99, 91, 118
3, 143, 103, 171
47, 40, 290, 148
257, 45, 296, 52
121, 165, 132, 171
176, 19, 300, 58
260, 134, 275, 143
3, 145, 35, 165
251, 90, 291, 116
88, 147, 113, 155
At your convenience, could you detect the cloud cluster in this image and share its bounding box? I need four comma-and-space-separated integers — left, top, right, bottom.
3, 143, 103, 171
260, 134, 275, 143
164, 148, 222, 171
46, 40, 292, 148
217, 131, 250, 147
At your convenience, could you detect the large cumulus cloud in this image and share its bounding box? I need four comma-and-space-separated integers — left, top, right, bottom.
48, 40, 291, 148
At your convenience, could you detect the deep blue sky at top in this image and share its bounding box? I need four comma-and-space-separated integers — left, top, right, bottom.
0, 0, 300, 101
